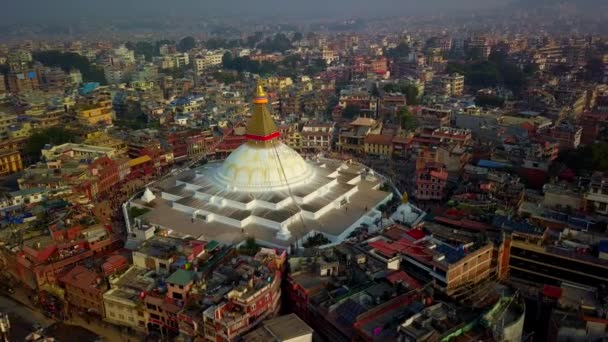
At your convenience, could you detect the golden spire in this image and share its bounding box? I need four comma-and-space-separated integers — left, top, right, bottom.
253, 79, 268, 103
246, 80, 279, 142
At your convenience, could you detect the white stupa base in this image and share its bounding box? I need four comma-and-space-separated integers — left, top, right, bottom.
275, 229, 292, 241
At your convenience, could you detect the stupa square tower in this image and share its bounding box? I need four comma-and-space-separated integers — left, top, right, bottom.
128, 82, 392, 248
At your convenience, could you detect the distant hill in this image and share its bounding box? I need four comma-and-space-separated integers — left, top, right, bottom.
508, 0, 606, 9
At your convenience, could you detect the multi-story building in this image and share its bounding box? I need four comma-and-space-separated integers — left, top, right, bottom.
263, 77, 294, 91
109, 45, 136, 66
415, 162, 448, 201
439, 73, 465, 97
131, 236, 205, 275
468, 34, 492, 59
337, 117, 382, 154
172, 53, 190, 68
417, 106, 451, 128
0, 113, 19, 140
60, 266, 108, 317
104, 66, 125, 85
7, 70, 39, 94
338, 89, 377, 116
501, 225, 608, 290
420, 127, 473, 145
194, 51, 224, 74
363, 134, 393, 157
41, 143, 118, 161
0, 149, 23, 176
584, 172, 608, 215
301, 122, 334, 152
203, 250, 286, 341
543, 121, 583, 149
0, 74, 7, 97
369, 224, 495, 295
2, 222, 119, 290
75, 92, 114, 126
7, 49, 33, 70
103, 266, 154, 332
379, 92, 407, 116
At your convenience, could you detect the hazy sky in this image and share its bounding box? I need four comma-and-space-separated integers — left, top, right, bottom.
1, 0, 510, 22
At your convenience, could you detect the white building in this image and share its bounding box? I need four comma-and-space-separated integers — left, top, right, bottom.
194, 51, 224, 74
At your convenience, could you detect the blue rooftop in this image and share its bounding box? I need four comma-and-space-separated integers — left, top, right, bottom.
477, 159, 510, 169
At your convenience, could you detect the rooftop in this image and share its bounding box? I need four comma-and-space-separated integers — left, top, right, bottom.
166, 269, 196, 287
243, 313, 313, 342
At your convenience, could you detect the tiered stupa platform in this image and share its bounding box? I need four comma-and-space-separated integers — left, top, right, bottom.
127, 82, 392, 248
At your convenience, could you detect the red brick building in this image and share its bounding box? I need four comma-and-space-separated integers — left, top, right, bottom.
415, 162, 449, 201
60, 265, 108, 316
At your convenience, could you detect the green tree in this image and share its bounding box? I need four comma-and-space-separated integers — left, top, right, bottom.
222, 52, 234, 68
292, 32, 303, 42
523, 63, 539, 76
475, 93, 505, 108
259, 33, 293, 53
342, 104, 361, 119
386, 43, 411, 59
404, 85, 419, 105
558, 143, 608, 174
0, 64, 8, 76
281, 55, 303, 69
398, 107, 418, 131
584, 58, 605, 81
155, 39, 175, 54
371, 83, 380, 97
245, 32, 264, 48
383, 83, 419, 105
25, 127, 77, 162
177, 36, 196, 53
126, 41, 157, 61
33, 51, 106, 84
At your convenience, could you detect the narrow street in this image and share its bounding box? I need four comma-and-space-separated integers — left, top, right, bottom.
0, 294, 53, 341
1, 289, 139, 342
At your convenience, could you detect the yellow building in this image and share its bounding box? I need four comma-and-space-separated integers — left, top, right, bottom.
364, 134, 394, 157
262, 77, 293, 90
0, 149, 23, 176
0, 113, 18, 140
286, 131, 302, 150
76, 98, 114, 126
84, 131, 128, 157
8, 122, 32, 140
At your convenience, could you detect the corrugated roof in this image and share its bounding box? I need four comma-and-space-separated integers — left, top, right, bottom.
166, 269, 195, 287
128, 155, 152, 167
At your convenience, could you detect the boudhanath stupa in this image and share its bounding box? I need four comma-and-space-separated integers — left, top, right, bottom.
127, 82, 393, 248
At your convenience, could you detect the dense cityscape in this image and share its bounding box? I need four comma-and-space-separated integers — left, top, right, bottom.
0, 0, 607, 341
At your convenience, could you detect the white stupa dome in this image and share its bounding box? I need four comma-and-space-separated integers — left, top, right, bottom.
214, 141, 314, 192
213, 81, 314, 192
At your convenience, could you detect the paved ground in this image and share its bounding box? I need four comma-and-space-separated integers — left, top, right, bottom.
5, 286, 141, 342
0, 294, 54, 341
